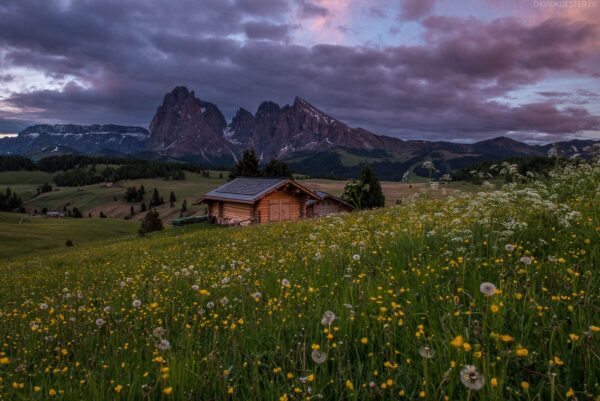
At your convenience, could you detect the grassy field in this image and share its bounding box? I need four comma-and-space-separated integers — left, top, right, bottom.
0, 170, 482, 222
0, 163, 598, 400
0, 170, 229, 223
300, 178, 480, 205
0, 212, 139, 259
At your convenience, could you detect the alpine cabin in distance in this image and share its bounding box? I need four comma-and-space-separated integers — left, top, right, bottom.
307, 190, 353, 217
196, 178, 320, 225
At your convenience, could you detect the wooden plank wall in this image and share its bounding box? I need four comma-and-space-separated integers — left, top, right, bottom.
223, 202, 253, 222
256, 187, 307, 223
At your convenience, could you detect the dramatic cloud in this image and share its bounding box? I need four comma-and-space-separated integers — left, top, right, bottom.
399, 0, 436, 21
0, 0, 598, 143
244, 22, 292, 41
297, 0, 329, 18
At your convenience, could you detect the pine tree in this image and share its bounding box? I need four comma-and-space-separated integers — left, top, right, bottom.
130, 205, 135, 216
181, 199, 187, 215
358, 166, 385, 208
136, 186, 145, 202
151, 188, 160, 207
341, 166, 385, 210
229, 149, 261, 180
139, 209, 164, 235
263, 159, 292, 178
141, 202, 147, 212
169, 191, 177, 207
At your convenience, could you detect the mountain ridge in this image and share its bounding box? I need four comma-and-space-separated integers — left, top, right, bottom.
1, 86, 597, 178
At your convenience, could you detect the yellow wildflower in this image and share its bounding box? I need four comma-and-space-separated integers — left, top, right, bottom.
450, 335, 464, 348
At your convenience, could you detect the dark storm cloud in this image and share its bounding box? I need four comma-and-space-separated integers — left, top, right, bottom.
244, 22, 292, 41
0, 117, 31, 133
296, 0, 329, 18
399, 0, 436, 21
0, 0, 598, 141
0, 74, 16, 83
237, 0, 290, 16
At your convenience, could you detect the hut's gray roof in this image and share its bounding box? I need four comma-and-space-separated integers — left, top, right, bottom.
306, 190, 353, 209
199, 178, 318, 204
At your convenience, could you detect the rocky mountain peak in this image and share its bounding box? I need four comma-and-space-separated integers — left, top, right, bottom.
256, 101, 282, 118
291, 96, 338, 126
148, 86, 235, 163
227, 108, 256, 145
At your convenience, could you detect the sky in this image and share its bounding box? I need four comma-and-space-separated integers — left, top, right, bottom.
0, 0, 599, 143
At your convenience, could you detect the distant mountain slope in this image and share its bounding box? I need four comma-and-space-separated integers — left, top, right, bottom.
0, 124, 149, 157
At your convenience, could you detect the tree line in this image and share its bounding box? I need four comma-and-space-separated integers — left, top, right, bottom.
52, 162, 187, 186
0, 155, 219, 186
0, 156, 36, 172
0, 187, 24, 213
229, 149, 294, 180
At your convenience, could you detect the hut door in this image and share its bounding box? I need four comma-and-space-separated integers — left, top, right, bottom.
269, 202, 280, 222
280, 202, 290, 221
269, 201, 290, 222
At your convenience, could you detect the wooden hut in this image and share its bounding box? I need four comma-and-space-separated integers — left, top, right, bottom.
306, 191, 353, 217
196, 178, 320, 225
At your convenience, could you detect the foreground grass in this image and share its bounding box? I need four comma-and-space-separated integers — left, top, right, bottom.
0, 212, 139, 259
0, 163, 598, 400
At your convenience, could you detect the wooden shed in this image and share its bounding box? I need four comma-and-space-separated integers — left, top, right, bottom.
196, 178, 320, 225
306, 190, 353, 217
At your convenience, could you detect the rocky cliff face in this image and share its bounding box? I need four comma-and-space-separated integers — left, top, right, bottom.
223, 96, 415, 161
148, 86, 237, 163
0, 124, 149, 156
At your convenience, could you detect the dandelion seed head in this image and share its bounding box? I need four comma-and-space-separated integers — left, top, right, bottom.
520, 256, 532, 265
157, 339, 171, 352
311, 349, 327, 364
321, 311, 336, 326
460, 365, 485, 390
479, 282, 497, 297
153, 327, 166, 337
419, 346, 435, 359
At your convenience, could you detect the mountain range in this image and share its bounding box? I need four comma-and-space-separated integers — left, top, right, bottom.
1, 86, 597, 179
0, 124, 149, 159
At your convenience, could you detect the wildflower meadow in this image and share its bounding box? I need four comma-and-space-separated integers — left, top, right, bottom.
0, 162, 598, 400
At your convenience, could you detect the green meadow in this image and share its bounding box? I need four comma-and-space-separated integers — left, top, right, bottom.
0, 212, 139, 259
0, 162, 598, 400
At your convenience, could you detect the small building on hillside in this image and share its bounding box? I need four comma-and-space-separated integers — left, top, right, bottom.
196, 178, 320, 225
306, 190, 353, 217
